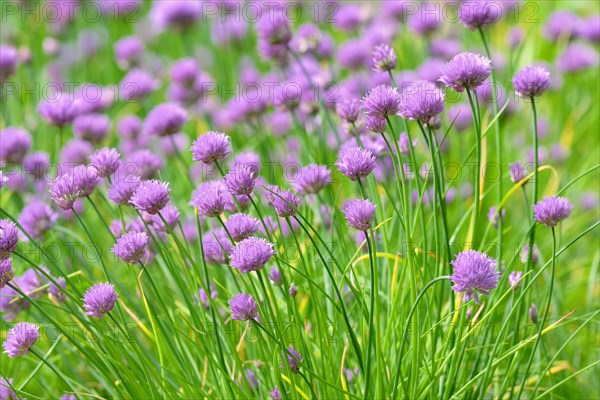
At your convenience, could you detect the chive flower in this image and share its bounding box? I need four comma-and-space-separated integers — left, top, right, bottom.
3, 322, 40, 358
229, 292, 259, 321
83, 282, 117, 318
130, 180, 171, 215
533, 196, 573, 227
439, 52, 492, 92
450, 250, 500, 303
230, 237, 275, 273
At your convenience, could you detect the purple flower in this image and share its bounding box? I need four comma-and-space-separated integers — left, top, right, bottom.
49, 174, 79, 210
363, 115, 387, 134
0, 127, 31, 164
529, 303, 538, 324
448, 104, 473, 132
0, 258, 13, 288
0, 377, 17, 400
120, 69, 158, 101
37, 94, 81, 126
440, 52, 492, 92
18, 198, 57, 240
487, 207, 505, 228
114, 35, 143, 68
519, 243, 539, 265
229, 292, 259, 321
336, 146, 376, 181
225, 214, 260, 242
270, 386, 282, 400
151, 203, 180, 233
224, 164, 257, 196
289, 283, 298, 298
60, 139, 94, 166
399, 81, 445, 124
283, 346, 303, 373
257, 11, 291, 46
196, 284, 217, 310
269, 266, 283, 286
272, 189, 300, 218
230, 237, 275, 273
0, 44, 17, 82
234, 151, 261, 174
89, 148, 120, 178
203, 229, 234, 264
372, 43, 397, 72
191, 188, 226, 217
450, 250, 499, 303
118, 115, 142, 139
361, 85, 401, 118
293, 164, 332, 194
459, 0, 502, 30
343, 199, 376, 231
23, 152, 50, 180
150, 0, 202, 31
72, 165, 100, 197
113, 232, 149, 264
130, 180, 170, 215
108, 169, 141, 205
127, 150, 164, 180
144, 103, 188, 137
191, 131, 231, 164
512, 65, 551, 98
73, 113, 110, 144
3, 322, 39, 357
509, 162, 527, 184
577, 15, 600, 43
543, 10, 579, 41
83, 282, 117, 318
336, 99, 360, 123
533, 196, 573, 228
556, 43, 599, 73
508, 271, 523, 291
0, 220, 18, 260
49, 276, 67, 302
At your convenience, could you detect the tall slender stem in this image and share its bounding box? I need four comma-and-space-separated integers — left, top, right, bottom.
363, 230, 377, 400
465, 88, 482, 245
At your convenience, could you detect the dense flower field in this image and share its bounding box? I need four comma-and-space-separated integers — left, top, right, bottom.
1, 1, 599, 399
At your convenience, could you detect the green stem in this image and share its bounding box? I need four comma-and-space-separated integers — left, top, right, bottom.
465, 88, 482, 245
362, 230, 377, 400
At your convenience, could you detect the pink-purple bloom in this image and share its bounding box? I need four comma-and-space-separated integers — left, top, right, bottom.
113, 231, 149, 264
229, 293, 259, 321
0, 258, 13, 288
272, 189, 300, 218
361, 85, 401, 118
83, 282, 117, 318
440, 52, 492, 92
3, 322, 40, 357
37, 94, 81, 126
0, 220, 19, 260
336, 147, 376, 181
451, 250, 499, 303
224, 164, 257, 196
73, 113, 110, 144
191, 131, 232, 164
293, 164, 332, 194
225, 214, 260, 242
89, 148, 121, 178
18, 198, 58, 240
399, 81, 445, 124
336, 99, 361, 123
533, 196, 573, 228
230, 237, 275, 273
512, 65, 551, 98
108, 169, 141, 205
144, 103, 188, 137
342, 199, 376, 231
508, 271, 523, 291
459, 0, 502, 30
283, 346, 303, 373
372, 43, 397, 72
0, 127, 31, 164
130, 180, 171, 215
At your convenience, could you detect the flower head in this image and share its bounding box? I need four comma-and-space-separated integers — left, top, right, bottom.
0, 258, 14, 288
257, 11, 291, 46
283, 346, 303, 373
225, 214, 260, 242
73, 113, 110, 144
130, 180, 170, 215
112, 232, 149, 264
144, 102, 188, 137
533, 196, 573, 227
37, 94, 81, 126
203, 229, 234, 264
269, 266, 283, 286
229, 292, 259, 321
230, 237, 275, 273
363, 115, 387, 134
293, 164, 332, 194
520, 243, 540, 264
270, 386, 282, 400
399, 81, 445, 123
361, 85, 401, 118
0, 127, 31, 164
557, 43, 599, 73
342, 199, 376, 231
512, 65, 551, 98
191, 186, 226, 217
3, 322, 40, 357
83, 282, 117, 318
336, 98, 360, 123
450, 250, 499, 303
0, 377, 17, 400
18, 198, 58, 240
49, 276, 67, 302
108, 169, 141, 205
508, 271, 523, 291
487, 207, 505, 229
0, 220, 19, 260
89, 148, 120, 178
372, 43, 397, 71
440, 52, 492, 92
336, 146, 376, 181
224, 164, 257, 196
191, 131, 232, 164
509, 162, 527, 184
529, 303, 538, 324
460, 0, 502, 30
272, 189, 300, 218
